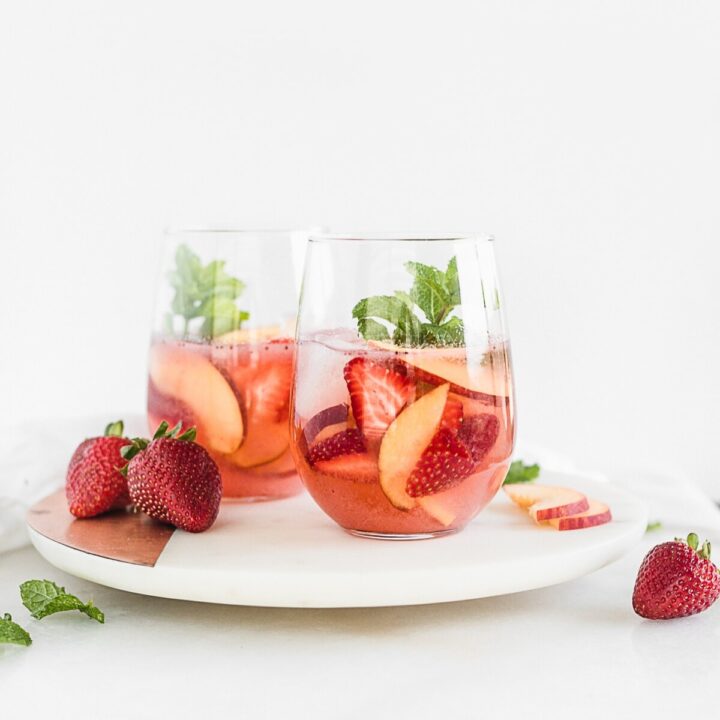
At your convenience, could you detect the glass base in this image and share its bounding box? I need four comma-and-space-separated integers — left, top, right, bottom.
344, 527, 460, 541
221, 492, 298, 504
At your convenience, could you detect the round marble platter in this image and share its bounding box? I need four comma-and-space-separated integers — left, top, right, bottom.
27, 470, 647, 608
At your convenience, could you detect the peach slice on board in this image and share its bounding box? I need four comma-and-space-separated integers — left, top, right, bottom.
503, 483, 590, 522
547, 500, 612, 530
149, 344, 244, 454
378, 383, 450, 511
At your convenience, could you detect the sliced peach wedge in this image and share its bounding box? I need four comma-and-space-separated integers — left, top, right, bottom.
370, 341, 510, 405
504, 483, 589, 522
547, 500, 612, 531
378, 383, 450, 512
149, 344, 244, 454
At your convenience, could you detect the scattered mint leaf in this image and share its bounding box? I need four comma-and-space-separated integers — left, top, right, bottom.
20, 580, 105, 624
0, 613, 31, 647
168, 244, 249, 339
646, 521, 662, 532
353, 256, 464, 347
503, 460, 541, 485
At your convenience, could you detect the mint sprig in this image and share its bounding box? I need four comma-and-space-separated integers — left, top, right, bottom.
0, 613, 32, 646
166, 243, 249, 339
352, 256, 464, 347
503, 460, 541, 485
20, 580, 105, 623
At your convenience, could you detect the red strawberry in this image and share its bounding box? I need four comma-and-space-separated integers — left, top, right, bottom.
439, 398, 463, 433
344, 357, 415, 439
248, 358, 293, 422
124, 423, 222, 533
66, 420, 131, 518
308, 428, 366, 463
458, 413, 499, 464
632, 533, 720, 620
307, 428, 378, 482
406, 428, 475, 498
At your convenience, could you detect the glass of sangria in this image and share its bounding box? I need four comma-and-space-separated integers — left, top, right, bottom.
291, 234, 515, 538
147, 229, 305, 501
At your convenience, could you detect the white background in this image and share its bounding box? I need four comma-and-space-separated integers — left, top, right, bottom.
2, 1, 719, 493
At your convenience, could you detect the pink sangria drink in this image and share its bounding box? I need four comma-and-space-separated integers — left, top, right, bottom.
147, 231, 303, 501
291, 236, 516, 538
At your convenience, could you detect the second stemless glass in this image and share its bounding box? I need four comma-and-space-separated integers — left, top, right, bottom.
290, 234, 515, 538
147, 229, 305, 501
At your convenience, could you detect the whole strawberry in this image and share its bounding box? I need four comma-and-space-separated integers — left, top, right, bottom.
66, 420, 131, 518
632, 533, 720, 620
122, 422, 222, 533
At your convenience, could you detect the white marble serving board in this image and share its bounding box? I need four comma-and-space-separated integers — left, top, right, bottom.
28, 470, 647, 608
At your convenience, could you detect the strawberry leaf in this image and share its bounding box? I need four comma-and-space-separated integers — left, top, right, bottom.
0, 613, 31, 646
104, 420, 124, 437
20, 580, 105, 624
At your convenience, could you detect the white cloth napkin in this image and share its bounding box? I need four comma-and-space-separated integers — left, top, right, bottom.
2, 418, 720, 554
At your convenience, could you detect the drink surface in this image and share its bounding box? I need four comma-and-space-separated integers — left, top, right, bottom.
291, 330, 515, 535
147, 333, 301, 500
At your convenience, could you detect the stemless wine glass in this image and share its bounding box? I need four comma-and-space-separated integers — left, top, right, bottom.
290, 234, 515, 538
147, 229, 306, 501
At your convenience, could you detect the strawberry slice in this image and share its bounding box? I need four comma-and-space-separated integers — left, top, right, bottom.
457, 413, 499, 464
439, 397, 463, 433
307, 429, 378, 482
343, 358, 415, 439
405, 428, 475, 498
308, 428, 366, 463
250, 359, 293, 422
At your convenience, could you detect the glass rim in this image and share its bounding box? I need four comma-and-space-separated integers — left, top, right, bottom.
164, 226, 305, 236
308, 232, 495, 243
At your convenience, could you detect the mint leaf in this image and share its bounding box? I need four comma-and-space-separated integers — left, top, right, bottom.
356, 318, 390, 341
353, 256, 465, 347
20, 580, 105, 623
0, 613, 31, 647
405, 261, 452, 324
168, 244, 249, 339
503, 460, 541, 485
646, 521, 662, 532
421, 317, 465, 346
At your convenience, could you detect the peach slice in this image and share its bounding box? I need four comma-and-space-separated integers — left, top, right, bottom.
303, 404, 350, 446
417, 495, 456, 527
503, 483, 589, 522
369, 341, 509, 404
215, 325, 284, 344
547, 500, 612, 531
225, 419, 288, 468
378, 383, 450, 511
149, 344, 244, 454
244, 448, 297, 477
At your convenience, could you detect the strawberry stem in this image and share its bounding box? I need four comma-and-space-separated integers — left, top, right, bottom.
687, 533, 699, 551
104, 420, 124, 437
153, 421, 170, 440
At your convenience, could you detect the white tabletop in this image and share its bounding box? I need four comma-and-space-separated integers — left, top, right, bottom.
3, 472, 720, 719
